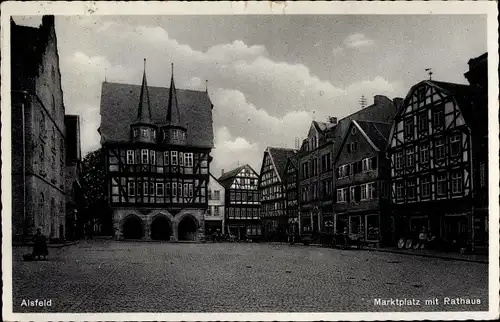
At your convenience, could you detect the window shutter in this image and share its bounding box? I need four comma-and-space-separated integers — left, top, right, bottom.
355, 186, 361, 202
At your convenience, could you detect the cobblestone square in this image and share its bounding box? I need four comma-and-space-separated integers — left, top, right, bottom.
12, 240, 488, 313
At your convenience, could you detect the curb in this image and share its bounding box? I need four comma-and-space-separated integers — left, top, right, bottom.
372, 248, 488, 264
13, 241, 79, 249
271, 242, 488, 264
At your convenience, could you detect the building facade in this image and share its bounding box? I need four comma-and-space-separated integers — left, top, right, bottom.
298, 120, 336, 234
387, 62, 488, 251
100, 62, 214, 242
333, 120, 392, 246
283, 152, 299, 235
11, 16, 67, 242
64, 115, 83, 240
218, 165, 261, 240
206, 173, 225, 234
258, 147, 297, 240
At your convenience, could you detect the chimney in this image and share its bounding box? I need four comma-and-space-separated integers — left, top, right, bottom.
373, 95, 388, 106
393, 97, 404, 108
221, 169, 225, 176
328, 116, 338, 125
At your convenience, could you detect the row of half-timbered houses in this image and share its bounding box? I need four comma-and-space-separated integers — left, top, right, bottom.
256, 52, 488, 252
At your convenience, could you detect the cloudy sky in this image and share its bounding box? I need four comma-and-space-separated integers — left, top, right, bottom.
13, 15, 486, 176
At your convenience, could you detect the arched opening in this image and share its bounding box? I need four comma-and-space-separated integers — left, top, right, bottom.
151, 216, 172, 241
178, 215, 197, 241
123, 215, 144, 239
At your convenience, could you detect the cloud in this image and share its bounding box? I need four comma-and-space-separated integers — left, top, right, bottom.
58, 19, 401, 169
344, 33, 375, 48
212, 127, 261, 175
332, 46, 344, 55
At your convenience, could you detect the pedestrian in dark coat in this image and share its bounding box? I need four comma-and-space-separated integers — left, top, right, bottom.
32, 227, 48, 260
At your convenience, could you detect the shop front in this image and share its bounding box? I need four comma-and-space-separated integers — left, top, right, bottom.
335, 212, 381, 242
205, 220, 223, 235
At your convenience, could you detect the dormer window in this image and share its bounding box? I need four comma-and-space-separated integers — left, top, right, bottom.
152, 129, 156, 139
141, 129, 148, 138
133, 128, 139, 138
173, 130, 178, 139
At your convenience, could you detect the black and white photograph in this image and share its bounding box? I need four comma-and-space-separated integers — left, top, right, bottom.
2, 1, 499, 321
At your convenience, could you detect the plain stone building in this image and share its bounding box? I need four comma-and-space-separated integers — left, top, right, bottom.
99, 62, 214, 241
11, 16, 67, 242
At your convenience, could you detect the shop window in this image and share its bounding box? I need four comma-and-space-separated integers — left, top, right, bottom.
349, 216, 362, 236
366, 215, 379, 241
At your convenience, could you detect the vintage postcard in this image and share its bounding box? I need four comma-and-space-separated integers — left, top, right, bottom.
1, 1, 499, 321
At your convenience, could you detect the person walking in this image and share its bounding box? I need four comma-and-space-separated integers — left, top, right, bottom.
32, 227, 48, 260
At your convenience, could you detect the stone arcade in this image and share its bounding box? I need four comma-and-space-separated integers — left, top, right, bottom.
99, 60, 214, 241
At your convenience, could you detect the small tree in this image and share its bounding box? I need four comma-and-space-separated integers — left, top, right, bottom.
80, 148, 113, 236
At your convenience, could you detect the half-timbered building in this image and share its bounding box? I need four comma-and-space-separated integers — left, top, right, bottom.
387, 56, 488, 251
218, 165, 261, 240
283, 152, 300, 236
258, 147, 297, 240
99, 61, 214, 241
298, 120, 336, 234
333, 120, 392, 246
206, 173, 225, 234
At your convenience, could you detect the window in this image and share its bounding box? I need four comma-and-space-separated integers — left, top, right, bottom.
183, 183, 189, 197
366, 215, 379, 241
213, 190, 220, 200
141, 129, 148, 138
321, 153, 331, 172
143, 182, 149, 196
214, 206, 220, 216
437, 173, 447, 196
451, 171, 463, 194
133, 128, 139, 138
128, 182, 135, 196
172, 183, 177, 196
351, 126, 357, 135
337, 188, 347, 203
435, 138, 445, 160
395, 151, 403, 170
349, 216, 362, 236
404, 117, 414, 139
432, 106, 444, 128
164, 151, 170, 165
450, 134, 461, 157
420, 143, 429, 164
421, 176, 430, 198
350, 186, 356, 203
362, 158, 376, 172
126, 150, 134, 164
171, 151, 178, 165
141, 149, 149, 164
152, 130, 156, 139
155, 183, 164, 196
172, 130, 178, 139
351, 142, 358, 152
179, 152, 184, 166
184, 153, 193, 167
418, 112, 428, 133
396, 181, 404, 201
189, 184, 194, 197
149, 182, 155, 196
166, 183, 171, 196
178, 183, 183, 197
407, 179, 416, 200
150, 150, 156, 165
406, 146, 415, 168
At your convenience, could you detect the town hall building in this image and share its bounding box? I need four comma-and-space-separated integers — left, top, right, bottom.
99, 61, 214, 241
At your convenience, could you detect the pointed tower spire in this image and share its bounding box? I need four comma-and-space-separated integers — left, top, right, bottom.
136, 58, 152, 123
166, 63, 182, 127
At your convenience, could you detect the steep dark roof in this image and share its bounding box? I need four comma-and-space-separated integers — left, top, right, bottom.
331, 96, 397, 157
166, 64, 183, 128
134, 61, 153, 124
217, 164, 258, 189
355, 121, 392, 151
99, 82, 214, 147
287, 150, 299, 169
267, 147, 297, 181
